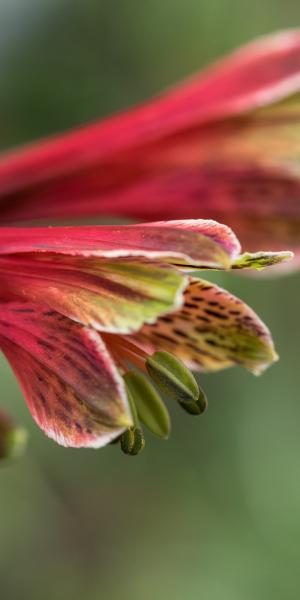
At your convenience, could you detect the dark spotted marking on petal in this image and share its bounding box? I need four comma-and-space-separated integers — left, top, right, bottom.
151, 331, 177, 345
37, 339, 56, 352
196, 316, 211, 323
204, 309, 229, 320
133, 278, 277, 374
159, 316, 174, 323
177, 315, 192, 322
173, 328, 189, 338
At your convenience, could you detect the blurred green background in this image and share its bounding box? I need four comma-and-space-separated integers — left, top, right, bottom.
1, 1, 300, 598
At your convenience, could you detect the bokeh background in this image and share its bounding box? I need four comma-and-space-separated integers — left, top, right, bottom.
1, 1, 300, 598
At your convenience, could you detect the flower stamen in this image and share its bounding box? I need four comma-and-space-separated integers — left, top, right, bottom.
104, 334, 209, 456
103, 334, 150, 373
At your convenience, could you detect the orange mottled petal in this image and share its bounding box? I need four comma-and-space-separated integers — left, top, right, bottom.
132, 278, 278, 375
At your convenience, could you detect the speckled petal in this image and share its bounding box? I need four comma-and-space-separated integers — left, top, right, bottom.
0, 302, 132, 447
132, 278, 278, 375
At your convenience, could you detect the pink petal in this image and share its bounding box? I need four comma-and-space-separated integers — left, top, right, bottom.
0, 302, 131, 447
0, 32, 298, 268
0, 221, 242, 334
0, 221, 240, 267
0, 30, 300, 224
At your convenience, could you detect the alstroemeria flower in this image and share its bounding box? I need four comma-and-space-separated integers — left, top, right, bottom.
0, 220, 292, 449
0, 31, 299, 266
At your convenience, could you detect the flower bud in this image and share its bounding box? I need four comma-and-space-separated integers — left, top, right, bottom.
124, 371, 170, 439
120, 426, 145, 456
0, 411, 28, 461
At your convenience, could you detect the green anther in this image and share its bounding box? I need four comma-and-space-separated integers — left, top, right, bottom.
146, 351, 207, 416
179, 392, 208, 416
124, 384, 139, 427
120, 426, 145, 456
124, 371, 170, 439
146, 351, 200, 404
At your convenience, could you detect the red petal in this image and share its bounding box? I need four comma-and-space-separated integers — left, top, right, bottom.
0, 30, 300, 224
0, 220, 240, 266
0, 302, 131, 447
